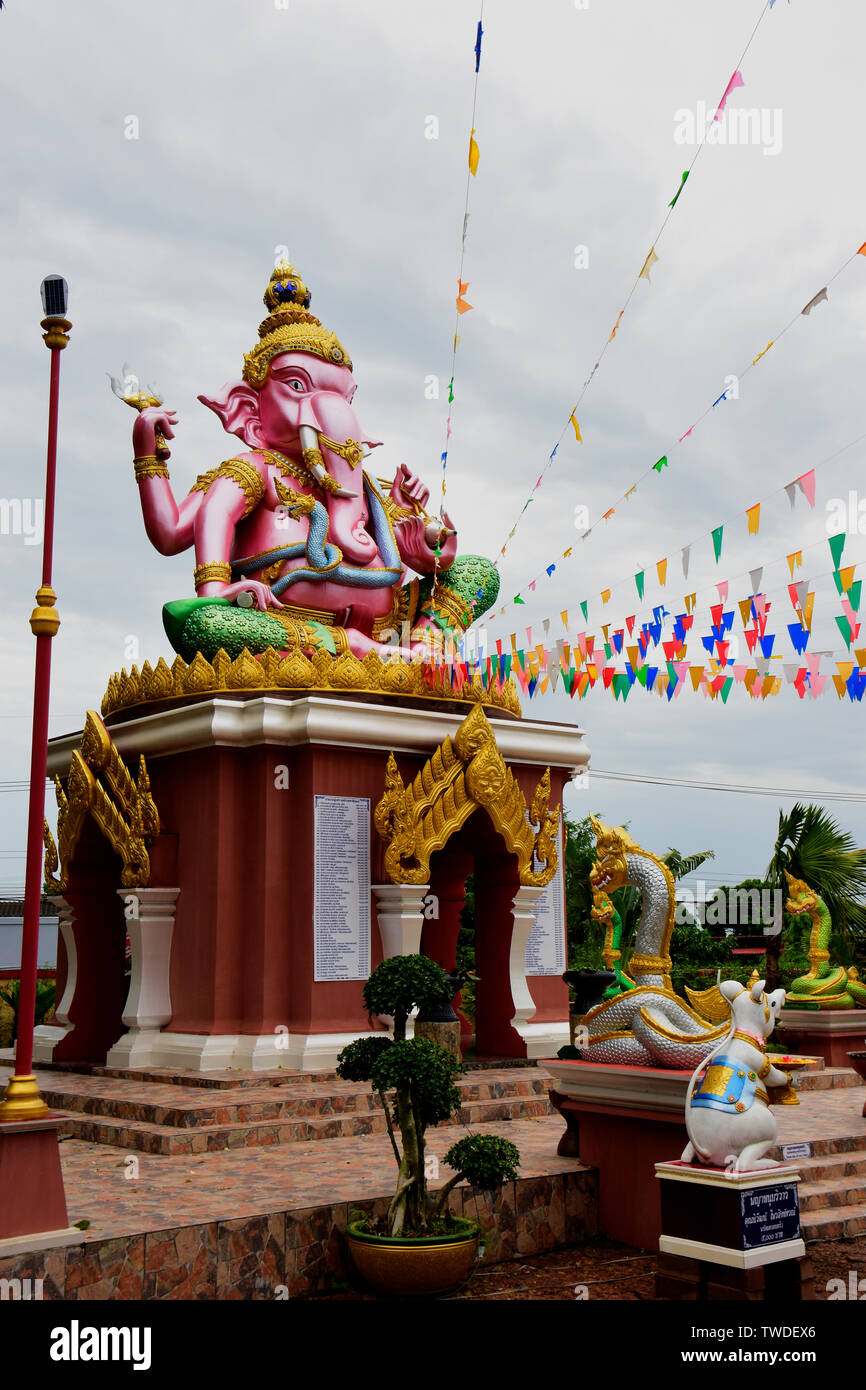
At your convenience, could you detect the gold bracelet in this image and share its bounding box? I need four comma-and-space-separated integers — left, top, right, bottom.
134, 455, 170, 480
194, 562, 232, 588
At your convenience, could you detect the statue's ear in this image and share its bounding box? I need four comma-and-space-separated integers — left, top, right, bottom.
719, 980, 743, 1004
198, 380, 262, 445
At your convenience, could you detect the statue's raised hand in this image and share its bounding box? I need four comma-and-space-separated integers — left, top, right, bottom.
133, 405, 178, 461
391, 463, 430, 512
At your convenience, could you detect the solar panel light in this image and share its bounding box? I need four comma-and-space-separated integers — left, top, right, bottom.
40, 276, 68, 317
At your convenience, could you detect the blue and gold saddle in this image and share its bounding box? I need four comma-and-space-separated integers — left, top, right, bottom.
690, 1054, 759, 1115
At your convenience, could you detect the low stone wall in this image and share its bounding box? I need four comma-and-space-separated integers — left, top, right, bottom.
0, 1168, 598, 1300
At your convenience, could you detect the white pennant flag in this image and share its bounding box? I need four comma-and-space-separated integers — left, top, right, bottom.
682, 545, 691, 579
784, 482, 797, 509
793, 580, 809, 611
749, 567, 763, 595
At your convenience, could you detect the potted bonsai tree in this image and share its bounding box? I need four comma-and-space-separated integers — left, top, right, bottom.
336, 954, 520, 1297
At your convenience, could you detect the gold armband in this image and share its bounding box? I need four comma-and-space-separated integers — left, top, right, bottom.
194, 562, 232, 589
134, 455, 170, 480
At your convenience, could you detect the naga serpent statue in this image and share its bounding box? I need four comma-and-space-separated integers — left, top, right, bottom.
579, 819, 730, 1067
784, 871, 866, 1009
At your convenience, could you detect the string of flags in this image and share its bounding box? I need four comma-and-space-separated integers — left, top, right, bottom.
437, 545, 864, 705
494, 0, 780, 569
526, 430, 866, 627
495, 241, 866, 619
432, 8, 485, 606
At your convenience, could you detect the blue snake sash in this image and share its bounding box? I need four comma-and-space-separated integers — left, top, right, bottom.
231, 474, 401, 594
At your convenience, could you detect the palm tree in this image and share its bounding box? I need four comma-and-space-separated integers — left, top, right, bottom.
765, 803, 866, 988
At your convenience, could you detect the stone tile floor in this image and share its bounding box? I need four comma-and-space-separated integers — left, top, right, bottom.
51, 1115, 582, 1243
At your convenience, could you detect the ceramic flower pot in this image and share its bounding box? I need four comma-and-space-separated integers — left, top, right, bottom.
347, 1217, 480, 1297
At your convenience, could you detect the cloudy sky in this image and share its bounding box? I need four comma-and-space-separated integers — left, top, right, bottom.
0, 0, 864, 897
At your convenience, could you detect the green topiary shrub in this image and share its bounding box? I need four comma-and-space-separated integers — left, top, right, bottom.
338, 955, 521, 1238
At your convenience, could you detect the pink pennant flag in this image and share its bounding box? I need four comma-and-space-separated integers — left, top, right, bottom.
804, 653, 822, 678
716, 581, 729, 603
796, 469, 816, 508
528, 581, 536, 591
679, 426, 694, 443
733, 665, 747, 683
714, 70, 744, 121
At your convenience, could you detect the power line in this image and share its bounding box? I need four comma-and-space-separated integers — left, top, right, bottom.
586, 769, 865, 802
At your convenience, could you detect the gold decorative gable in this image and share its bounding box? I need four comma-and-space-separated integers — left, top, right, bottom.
43, 710, 160, 892
374, 704, 559, 887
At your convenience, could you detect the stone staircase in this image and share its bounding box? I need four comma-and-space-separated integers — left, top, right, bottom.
38, 1064, 552, 1157
773, 1067, 866, 1241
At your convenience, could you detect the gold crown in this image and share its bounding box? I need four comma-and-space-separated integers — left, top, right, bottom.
242, 261, 352, 385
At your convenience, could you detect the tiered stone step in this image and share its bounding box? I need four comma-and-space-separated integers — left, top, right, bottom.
40, 1066, 552, 1155
774, 1067, 866, 1240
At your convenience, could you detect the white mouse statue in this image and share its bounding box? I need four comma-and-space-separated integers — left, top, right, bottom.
681, 978, 790, 1174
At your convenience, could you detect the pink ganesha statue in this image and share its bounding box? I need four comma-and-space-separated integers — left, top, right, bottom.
122, 262, 499, 663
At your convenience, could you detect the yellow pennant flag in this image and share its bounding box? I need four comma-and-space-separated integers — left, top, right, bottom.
738, 597, 753, 627
855, 647, 866, 666
560, 610, 569, 628
563, 547, 573, 557
786, 550, 802, 577
657, 558, 668, 586
746, 503, 761, 535
570, 412, 582, 443
468, 129, 480, 176
839, 564, 856, 592
639, 247, 659, 282
602, 624, 610, 643
626, 644, 639, 668
601, 589, 611, 605
752, 341, 774, 366
625, 484, 637, 500
453, 333, 461, 352
690, 666, 704, 691
803, 592, 815, 631
685, 592, 696, 614
833, 674, 847, 699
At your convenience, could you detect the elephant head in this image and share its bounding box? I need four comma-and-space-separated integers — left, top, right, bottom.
198, 263, 384, 564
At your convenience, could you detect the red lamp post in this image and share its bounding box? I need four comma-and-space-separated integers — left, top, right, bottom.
0, 278, 71, 1120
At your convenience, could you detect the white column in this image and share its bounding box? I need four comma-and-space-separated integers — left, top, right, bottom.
107, 887, 179, 1067
32, 895, 76, 1062
372, 883, 429, 959
118, 887, 179, 1027
509, 885, 545, 1030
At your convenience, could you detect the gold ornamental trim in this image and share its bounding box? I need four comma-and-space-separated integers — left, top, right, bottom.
635, 1006, 729, 1045
188, 457, 266, 517
374, 703, 557, 887
100, 647, 522, 721
43, 710, 160, 893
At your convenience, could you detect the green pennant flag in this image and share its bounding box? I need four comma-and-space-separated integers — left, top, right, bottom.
832, 570, 843, 596
514, 594, 525, 605
666, 660, 677, 686
613, 673, 630, 701
668, 170, 690, 209
720, 677, 733, 704
562, 668, 576, 695
635, 570, 645, 598
849, 580, 862, 612
652, 456, 668, 473
836, 615, 853, 649
447, 377, 454, 403
501, 654, 512, 680
828, 532, 846, 569
580, 600, 588, 621
515, 649, 526, 670
711, 525, 724, 562
604, 642, 612, 661
636, 665, 649, 687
